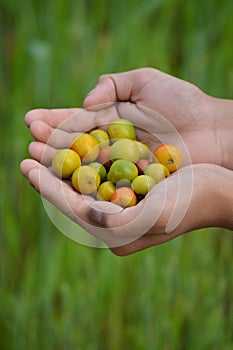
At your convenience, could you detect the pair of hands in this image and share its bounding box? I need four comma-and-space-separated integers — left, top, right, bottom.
20, 68, 233, 255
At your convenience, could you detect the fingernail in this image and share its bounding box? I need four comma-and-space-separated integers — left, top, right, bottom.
89, 207, 104, 225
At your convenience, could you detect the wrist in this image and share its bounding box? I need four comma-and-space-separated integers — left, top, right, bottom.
215, 166, 233, 230
208, 96, 233, 170
186, 165, 233, 231
194, 165, 225, 229
208, 165, 233, 230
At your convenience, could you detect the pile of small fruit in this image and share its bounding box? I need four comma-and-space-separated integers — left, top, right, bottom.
52, 119, 182, 207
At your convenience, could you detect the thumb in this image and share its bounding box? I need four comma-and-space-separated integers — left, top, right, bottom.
83, 68, 152, 110
83, 75, 117, 110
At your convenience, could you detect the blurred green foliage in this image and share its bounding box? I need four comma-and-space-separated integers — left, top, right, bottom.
0, 0, 232, 349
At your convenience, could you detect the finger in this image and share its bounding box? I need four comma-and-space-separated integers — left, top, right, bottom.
20, 159, 41, 178
20, 158, 180, 253
83, 68, 157, 109
116, 102, 163, 146
88, 180, 168, 244
29, 120, 77, 148
28, 141, 57, 165
88, 200, 157, 248
22, 161, 133, 245
22, 161, 100, 227
110, 230, 179, 256
87, 170, 191, 250
29, 107, 120, 140
59, 105, 120, 132
83, 77, 117, 110
25, 108, 82, 128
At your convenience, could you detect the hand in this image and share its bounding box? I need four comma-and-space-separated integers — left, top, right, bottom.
84, 68, 233, 170
20, 107, 233, 256
88, 163, 233, 256
19, 106, 122, 239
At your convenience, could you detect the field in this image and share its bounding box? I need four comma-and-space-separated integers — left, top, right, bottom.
0, 0, 233, 349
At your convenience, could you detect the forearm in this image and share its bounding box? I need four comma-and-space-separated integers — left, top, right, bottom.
209, 97, 233, 170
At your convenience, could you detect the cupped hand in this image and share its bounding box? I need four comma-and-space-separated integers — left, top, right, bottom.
20, 107, 232, 255
84, 68, 223, 166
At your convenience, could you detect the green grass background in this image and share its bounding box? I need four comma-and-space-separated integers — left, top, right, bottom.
0, 0, 233, 349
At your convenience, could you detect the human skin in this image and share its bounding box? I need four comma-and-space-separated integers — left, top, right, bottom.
84, 68, 233, 170
20, 68, 233, 256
